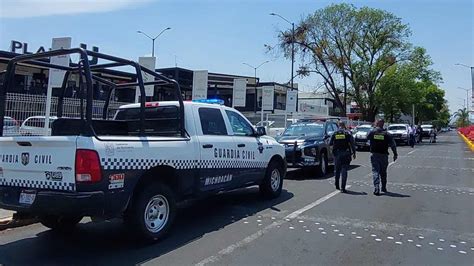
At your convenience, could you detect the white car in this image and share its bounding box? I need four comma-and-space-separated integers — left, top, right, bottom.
20, 116, 58, 136
255, 120, 285, 137
387, 124, 410, 145
2, 116, 20, 136
353, 125, 373, 149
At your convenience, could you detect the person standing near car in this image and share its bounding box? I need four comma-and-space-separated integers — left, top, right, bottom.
367, 119, 398, 195
408, 124, 416, 148
329, 121, 356, 193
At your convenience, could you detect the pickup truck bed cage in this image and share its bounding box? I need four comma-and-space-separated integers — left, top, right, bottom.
0, 48, 185, 137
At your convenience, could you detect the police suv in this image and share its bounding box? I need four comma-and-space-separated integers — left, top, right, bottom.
0, 49, 286, 241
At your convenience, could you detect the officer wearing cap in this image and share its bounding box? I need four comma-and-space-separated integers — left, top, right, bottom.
329, 121, 356, 193
367, 119, 398, 195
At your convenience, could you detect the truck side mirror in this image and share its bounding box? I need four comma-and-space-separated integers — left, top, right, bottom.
256, 126, 266, 136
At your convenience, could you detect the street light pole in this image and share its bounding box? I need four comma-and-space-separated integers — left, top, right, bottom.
137, 27, 171, 57
457, 87, 470, 111
271, 12, 296, 115
455, 63, 474, 113
243, 61, 270, 123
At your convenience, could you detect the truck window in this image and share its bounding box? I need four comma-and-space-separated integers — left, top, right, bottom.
114, 106, 180, 136
198, 108, 227, 135
225, 110, 254, 136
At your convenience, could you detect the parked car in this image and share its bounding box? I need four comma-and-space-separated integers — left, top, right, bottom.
20, 116, 58, 136
387, 124, 410, 145
353, 124, 374, 150
421, 124, 437, 143
255, 120, 285, 137
275, 120, 338, 176
2, 116, 20, 136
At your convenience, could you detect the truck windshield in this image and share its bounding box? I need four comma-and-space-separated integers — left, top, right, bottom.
282, 123, 324, 137
388, 126, 406, 131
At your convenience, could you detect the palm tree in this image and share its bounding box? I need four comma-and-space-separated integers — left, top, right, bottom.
454, 108, 469, 127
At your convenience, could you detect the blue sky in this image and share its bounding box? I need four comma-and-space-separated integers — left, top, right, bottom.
0, 0, 472, 113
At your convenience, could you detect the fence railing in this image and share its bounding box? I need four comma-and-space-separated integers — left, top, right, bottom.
2, 93, 130, 136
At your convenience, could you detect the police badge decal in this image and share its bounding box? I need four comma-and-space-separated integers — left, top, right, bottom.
21, 152, 30, 166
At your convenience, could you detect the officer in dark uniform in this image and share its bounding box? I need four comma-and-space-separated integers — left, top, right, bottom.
367, 119, 398, 195
329, 121, 356, 193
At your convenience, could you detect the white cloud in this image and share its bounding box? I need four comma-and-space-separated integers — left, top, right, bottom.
0, 0, 153, 18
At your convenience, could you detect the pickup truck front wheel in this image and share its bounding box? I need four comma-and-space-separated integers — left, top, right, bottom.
39, 215, 83, 231
128, 182, 176, 241
259, 161, 284, 199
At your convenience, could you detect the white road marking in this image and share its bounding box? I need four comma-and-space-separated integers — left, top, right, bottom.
450, 244, 457, 248
375, 238, 382, 242
338, 234, 345, 237
356, 236, 363, 239
321, 231, 327, 235
395, 242, 403, 245
387, 236, 394, 240
407, 150, 416, 155
459, 251, 467, 254
195, 188, 346, 266
295, 215, 474, 242
437, 247, 443, 251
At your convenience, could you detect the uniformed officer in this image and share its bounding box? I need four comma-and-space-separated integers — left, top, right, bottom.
329, 121, 356, 193
367, 119, 398, 195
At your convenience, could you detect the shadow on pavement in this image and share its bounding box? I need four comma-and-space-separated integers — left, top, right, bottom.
0, 188, 294, 265
342, 190, 367, 196
286, 165, 360, 181
382, 191, 411, 198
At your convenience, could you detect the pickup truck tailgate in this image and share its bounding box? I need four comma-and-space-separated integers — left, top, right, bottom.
0, 136, 77, 192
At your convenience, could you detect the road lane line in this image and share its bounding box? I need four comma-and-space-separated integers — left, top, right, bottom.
195, 187, 349, 266
407, 149, 416, 155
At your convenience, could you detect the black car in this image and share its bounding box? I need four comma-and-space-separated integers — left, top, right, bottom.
275, 120, 338, 176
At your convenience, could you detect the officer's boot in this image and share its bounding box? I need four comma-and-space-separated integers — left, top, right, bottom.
335, 178, 340, 190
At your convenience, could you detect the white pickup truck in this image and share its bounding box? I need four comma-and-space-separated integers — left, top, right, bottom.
0, 49, 286, 241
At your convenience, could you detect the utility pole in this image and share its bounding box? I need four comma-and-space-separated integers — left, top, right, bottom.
137, 27, 171, 57
243, 61, 270, 121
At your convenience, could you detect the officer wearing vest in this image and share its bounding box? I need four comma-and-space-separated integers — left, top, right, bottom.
367, 119, 398, 195
329, 121, 356, 193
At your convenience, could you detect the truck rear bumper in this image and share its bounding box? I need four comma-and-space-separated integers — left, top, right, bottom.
0, 187, 104, 216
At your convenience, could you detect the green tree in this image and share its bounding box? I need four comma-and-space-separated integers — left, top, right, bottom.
376, 47, 444, 123
454, 108, 470, 127
273, 3, 412, 120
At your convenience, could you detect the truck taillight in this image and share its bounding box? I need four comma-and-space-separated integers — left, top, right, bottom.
75, 149, 102, 183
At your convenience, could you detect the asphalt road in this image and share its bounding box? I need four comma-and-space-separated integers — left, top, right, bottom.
0, 131, 473, 265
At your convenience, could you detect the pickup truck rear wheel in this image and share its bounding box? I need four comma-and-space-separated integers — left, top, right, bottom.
39, 215, 83, 231
259, 161, 284, 199
128, 182, 176, 241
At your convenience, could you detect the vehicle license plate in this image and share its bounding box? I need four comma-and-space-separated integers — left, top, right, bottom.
19, 190, 36, 205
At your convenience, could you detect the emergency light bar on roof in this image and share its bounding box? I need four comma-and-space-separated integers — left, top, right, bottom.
192, 99, 225, 105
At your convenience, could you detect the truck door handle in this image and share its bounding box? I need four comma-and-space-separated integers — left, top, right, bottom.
202, 144, 213, 149
237, 143, 245, 148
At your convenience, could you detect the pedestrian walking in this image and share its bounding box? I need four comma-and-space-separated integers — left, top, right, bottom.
329, 121, 356, 193
367, 119, 398, 195
408, 124, 416, 148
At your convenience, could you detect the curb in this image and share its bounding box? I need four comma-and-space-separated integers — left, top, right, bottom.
458, 132, 474, 152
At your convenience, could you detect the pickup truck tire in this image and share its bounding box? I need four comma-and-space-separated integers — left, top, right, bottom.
316, 151, 328, 177
39, 215, 83, 231
127, 182, 176, 241
259, 161, 283, 199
